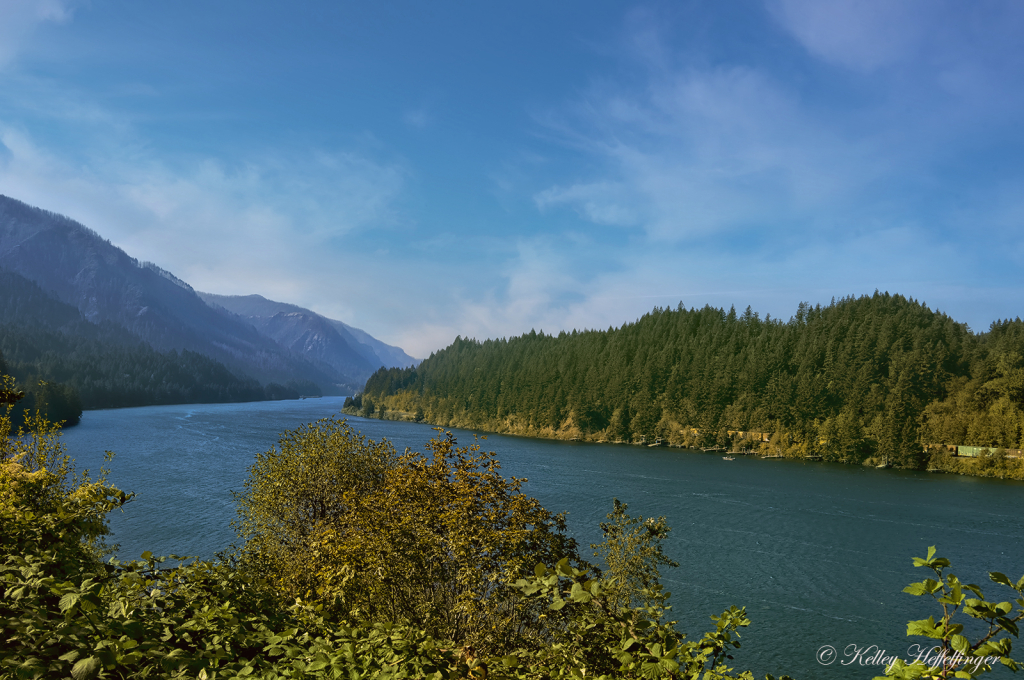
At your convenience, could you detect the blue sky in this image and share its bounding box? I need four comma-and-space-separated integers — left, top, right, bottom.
1, 1, 1023, 357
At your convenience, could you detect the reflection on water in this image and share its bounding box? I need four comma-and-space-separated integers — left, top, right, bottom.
63, 399, 1024, 679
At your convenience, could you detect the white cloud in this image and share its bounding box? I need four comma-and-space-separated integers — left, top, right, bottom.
533, 64, 877, 242
535, 181, 641, 228
0, 122, 409, 314
508, 8, 1024, 355
399, 217, 1011, 357
0, 0, 74, 68
402, 108, 430, 129
765, 0, 925, 72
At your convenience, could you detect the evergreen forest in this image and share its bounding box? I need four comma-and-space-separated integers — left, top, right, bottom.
354, 293, 1024, 475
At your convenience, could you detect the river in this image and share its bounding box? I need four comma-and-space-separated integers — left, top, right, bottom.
61, 398, 1024, 679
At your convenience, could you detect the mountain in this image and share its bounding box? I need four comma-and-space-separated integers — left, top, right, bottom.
0, 194, 359, 393
198, 293, 418, 382
0, 269, 274, 410
327, 320, 417, 370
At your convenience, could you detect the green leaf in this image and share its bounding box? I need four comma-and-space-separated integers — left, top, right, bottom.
640, 661, 663, 679
535, 563, 547, 578
951, 634, 970, 653
71, 656, 101, 680
659, 658, 680, 673
501, 655, 520, 668
141, 551, 153, 560
990, 572, 1013, 587
903, 582, 927, 596
549, 597, 566, 611
59, 592, 81, 612
570, 582, 592, 603
907, 617, 940, 638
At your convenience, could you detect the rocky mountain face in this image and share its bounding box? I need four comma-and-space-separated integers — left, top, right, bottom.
0, 195, 410, 393
199, 293, 418, 382
327, 319, 417, 371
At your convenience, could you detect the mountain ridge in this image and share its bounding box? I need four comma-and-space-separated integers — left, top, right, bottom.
0, 194, 415, 395
198, 292, 418, 379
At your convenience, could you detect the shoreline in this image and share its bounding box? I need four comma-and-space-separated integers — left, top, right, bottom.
341, 406, 1024, 483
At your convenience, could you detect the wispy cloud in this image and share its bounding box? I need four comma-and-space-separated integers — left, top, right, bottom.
765, 0, 925, 72
402, 108, 430, 129
0, 0, 74, 69
0, 122, 409, 312
533, 63, 879, 243
510, 3, 1024, 343
767, 0, 1024, 109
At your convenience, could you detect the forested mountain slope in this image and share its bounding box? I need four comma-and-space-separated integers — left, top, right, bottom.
0, 195, 356, 392
358, 293, 1024, 470
0, 270, 304, 412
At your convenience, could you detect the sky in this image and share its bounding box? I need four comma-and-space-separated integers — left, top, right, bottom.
1, 0, 1023, 358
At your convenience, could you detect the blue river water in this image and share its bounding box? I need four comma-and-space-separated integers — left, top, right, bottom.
60, 398, 1024, 679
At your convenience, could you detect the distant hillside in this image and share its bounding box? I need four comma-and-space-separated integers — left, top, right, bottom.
357, 293, 1024, 472
199, 293, 418, 381
327, 319, 417, 370
0, 194, 360, 393
0, 269, 299, 410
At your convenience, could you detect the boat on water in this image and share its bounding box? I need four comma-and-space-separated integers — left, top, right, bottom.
722, 456, 735, 461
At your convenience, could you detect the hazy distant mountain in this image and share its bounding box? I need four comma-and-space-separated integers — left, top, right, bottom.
0, 269, 278, 409
198, 293, 418, 382
0, 194, 358, 392
327, 320, 417, 370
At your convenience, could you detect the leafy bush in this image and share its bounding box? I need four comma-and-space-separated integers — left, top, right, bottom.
505, 558, 782, 680
878, 547, 1023, 679
591, 499, 678, 614
235, 420, 583, 654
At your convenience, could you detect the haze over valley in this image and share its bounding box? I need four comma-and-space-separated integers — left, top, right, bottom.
0, 194, 415, 407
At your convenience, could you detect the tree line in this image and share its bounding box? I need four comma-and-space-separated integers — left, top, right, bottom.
355, 292, 1024, 473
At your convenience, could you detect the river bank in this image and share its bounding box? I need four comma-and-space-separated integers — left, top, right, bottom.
341, 403, 1024, 481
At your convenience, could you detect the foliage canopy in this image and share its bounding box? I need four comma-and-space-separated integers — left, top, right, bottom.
235, 419, 583, 653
